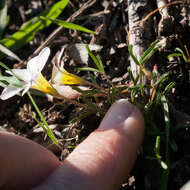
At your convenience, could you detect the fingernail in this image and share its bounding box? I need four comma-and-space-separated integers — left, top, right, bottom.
98, 99, 134, 130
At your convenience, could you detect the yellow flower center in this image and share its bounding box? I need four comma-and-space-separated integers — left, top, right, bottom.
31, 73, 59, 96
55, 69, 85, 85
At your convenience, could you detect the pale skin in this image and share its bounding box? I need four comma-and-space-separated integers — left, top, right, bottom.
0, 99, 144, 190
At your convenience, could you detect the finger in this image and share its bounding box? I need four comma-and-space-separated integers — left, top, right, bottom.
0, 131, 60, 190
34, 99, 144, 190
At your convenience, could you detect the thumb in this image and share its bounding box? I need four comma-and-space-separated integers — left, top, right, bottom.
34, 99, 144, 190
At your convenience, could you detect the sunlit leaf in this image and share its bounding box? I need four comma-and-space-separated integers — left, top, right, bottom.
86, 45, 104, 73
76, 67, 102, 73
0, 0, 69, 59
0, 44, 21, 61
0, 0, 8, 38
40, 16, 94, 34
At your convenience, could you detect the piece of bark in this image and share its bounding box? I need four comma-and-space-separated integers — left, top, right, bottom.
180, 3, 190, 29
157, 0, 175, 37
128, 0, 154, 83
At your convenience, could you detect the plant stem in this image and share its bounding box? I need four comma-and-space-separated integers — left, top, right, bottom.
160, 95, 170, 190
27, 92, 62, 149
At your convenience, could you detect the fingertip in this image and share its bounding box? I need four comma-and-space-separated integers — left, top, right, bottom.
33, 99, 145, 190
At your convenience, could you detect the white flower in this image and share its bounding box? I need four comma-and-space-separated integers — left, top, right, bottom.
0, 47, 58, 100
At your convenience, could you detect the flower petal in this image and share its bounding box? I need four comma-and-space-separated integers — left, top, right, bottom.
27, 47, 50, 75
11, 69, 32, 82
0, 85, 23, 100
53, 84, 80, 99
52, 64, 85, 85
31, 73, 58, 96
22, 83, 31, 96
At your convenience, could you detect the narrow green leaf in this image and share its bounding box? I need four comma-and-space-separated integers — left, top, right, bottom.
0, 0, 7, 38
89, 74, 98, 85
163, 82, 176, 95
140, 40, 159, 64
128, 67, 135, 84
128, 45, 140, 65
76, 67, 101, 73
0, 0, 69, 59
40, 16, 94, 34
161, 95, 170, 190
85, 44, 104, 73
175, 47, 184, 54
0, 74, 21, 86
0, 44, 22, 61
153, 72, 170, 87
27, 92, 61, 149
167, 53, 182, 59
155, 136, 161, 159
96, 55, 105, 73
161, 95, 170, 150
140, 45, 160, 65
0, 61, 22, 81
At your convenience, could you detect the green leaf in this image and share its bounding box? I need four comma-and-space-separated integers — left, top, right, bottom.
128, 45, 140, 65
0, 44, 21, 61
96, 55, 105, 73
163, 82, 176, 95
128, 67, 135, 84
0, 0, 8, 38
175, 48, 189, 63
153, 72, 170, 87
85, 44, 104, 73
139, 40, 160, 65
0, 0, 69, 60
76, 67, 102, 73
28, 92, 61, 149
40, 16, 94, 34
167, 53, 182, 59
161, 95, 170, 162
155, 136, 161, 159
161, 95, 170, 190
0, 73, 21, 86
89, 73, 98, 85
175, 47, 184, 54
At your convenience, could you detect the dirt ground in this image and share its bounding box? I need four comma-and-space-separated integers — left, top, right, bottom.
0, 0, 190, 189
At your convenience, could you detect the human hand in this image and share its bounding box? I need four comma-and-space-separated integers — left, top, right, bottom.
0, 99, 144, 190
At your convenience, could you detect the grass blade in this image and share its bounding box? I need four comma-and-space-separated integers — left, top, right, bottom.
27, 92, 61, 149
128, 45, 140, 65
139, 40, 159, 64
167, 53, 182, 59
160, 95, 170, 190
0, 44, 22, 61
0, 0, 8, 38
40, 17, 94, 34
85, 44, 104, 73
76, 67, 102, 73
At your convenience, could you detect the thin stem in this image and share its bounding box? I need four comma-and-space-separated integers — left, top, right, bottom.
55, 94, 106, 114
160, 95, 170, 190
27, 91, 62, 149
